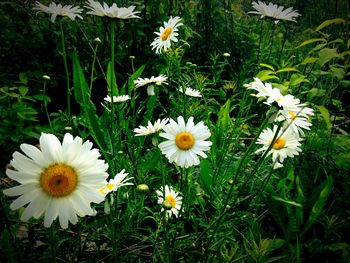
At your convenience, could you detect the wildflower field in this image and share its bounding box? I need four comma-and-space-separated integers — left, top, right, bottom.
1, 0, 350, 262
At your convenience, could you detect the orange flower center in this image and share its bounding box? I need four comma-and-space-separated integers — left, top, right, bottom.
272, 137, 286, 150
164, 195, 176, 208
289, 111, 297, 120
161, 27, 173, 41
40, 164, 78, 197
175, 132, 195, 150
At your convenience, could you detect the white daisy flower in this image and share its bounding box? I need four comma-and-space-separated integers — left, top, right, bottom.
158, 116, 212, 168
255, 125, 302, 169
179, 87, 202, 98
134, 118, 169, 136
3, 133, 108, 229
99, 169, 133, 195
134, 75, 168, 96
248, 1, 301, 24
151, 16, 183, 54
156, 185, 182, 218
104, 95, 130, 103
244, 78, 284, 107
275, 95, 314, 136
85, 0, 140, 19
33, 1, 83, 22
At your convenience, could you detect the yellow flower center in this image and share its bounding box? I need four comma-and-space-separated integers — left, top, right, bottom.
161, 27, 173, 41
40, 164, 78, 197
164, 195, 176, 208
289, 111, 296, 120
272, 137, 286, 150
175, 132, 195, 150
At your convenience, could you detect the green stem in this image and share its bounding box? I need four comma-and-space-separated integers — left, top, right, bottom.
109, 20, 117, 174
89, 44, 99, 97
43, 80, 52, 129
48, 226, 57, 262
59, 20, 71, 119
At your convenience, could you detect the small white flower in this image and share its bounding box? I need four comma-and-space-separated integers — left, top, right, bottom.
156, 185, 182, 218
134, 75, 168, 88
179, 87, 202, 98
151, 16, 183, 54
33, 1, 83, 22
99, 169, 133, 195
104, 95, 130, 103
134, 118, 169, 136
255, 125, 302, 169
275, 95, 314, 136
134, 75, 168, 96
158, 116, 212, 168
244, 78, 284, 107
248, 1, 301, 24
85, 0, 140, 19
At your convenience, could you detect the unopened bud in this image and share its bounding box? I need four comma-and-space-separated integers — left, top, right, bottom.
137, 184, 149, 192
94, 37, 101, 43
42, 75, 50, 80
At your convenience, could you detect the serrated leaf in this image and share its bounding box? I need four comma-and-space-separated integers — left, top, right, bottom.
315, 18, 345, 32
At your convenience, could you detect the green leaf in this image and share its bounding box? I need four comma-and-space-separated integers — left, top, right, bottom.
295, 38, 326, 49
302, 176, 333, 235
257, 70, 279, 82
316, 105, 332, 129
301, 57, 319, 65
318, 48, 339, 67
271, 196, 303, 207
276, 67, 300, 74
72, 52, 108, 152
259, 63, 275, 71
19, 72, 28, 85
315, 18, 346, 32
18, 86, 28, 96
107, 61, 118, 96
199, 159, 214, 192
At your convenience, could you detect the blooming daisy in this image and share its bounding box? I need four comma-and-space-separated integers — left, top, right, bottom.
99, 169, 133, 195
104, 95, 130, 103
134, 75, 168, 96
179, 87, 202, 98
248, 1, 301, 24
85, 0, 140, 19
33, 1, 83, 22
158, 116, 212, 168
255, 125, 302, 169
275, 96, 314, 136
151, 16, 183, 54
156, 185, 182, 218
244, 77, 284, 106
3, 133, 108, 228
134, 118, 169, 136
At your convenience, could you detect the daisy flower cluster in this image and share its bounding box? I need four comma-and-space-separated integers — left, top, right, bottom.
244, 78, 314, 169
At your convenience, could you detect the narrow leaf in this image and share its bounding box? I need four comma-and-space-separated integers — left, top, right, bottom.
315, 18, 345, 32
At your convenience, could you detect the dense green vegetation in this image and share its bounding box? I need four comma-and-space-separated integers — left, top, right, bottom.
1, 0, 349, 262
